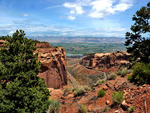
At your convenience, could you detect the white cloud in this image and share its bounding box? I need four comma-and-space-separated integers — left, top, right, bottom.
88, 12, 104, 19
67, 15, 76, 20
63, 2, 84, 15
9, 30, 15, 35
113, 3, 131, 12
70, 10, 75, 14
62, 33, 67, 35
23, 14, 29, 17
63, 0, 135, 19
90, 0, 113, 11
88, 0, 134, 18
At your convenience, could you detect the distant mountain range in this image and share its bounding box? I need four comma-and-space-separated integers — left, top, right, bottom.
30, 36, 125, 43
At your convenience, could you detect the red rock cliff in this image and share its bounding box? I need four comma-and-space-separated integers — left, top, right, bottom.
80, 51, 130, 70
34, 43, 67, 89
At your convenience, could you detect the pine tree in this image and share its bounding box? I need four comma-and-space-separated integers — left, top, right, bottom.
0, 30, 50, 113
125, 2, 150, 63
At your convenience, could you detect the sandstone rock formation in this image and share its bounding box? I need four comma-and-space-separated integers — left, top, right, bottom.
36, 42, 52, 48
35, 43, 67, 89
80, 51, 130, 70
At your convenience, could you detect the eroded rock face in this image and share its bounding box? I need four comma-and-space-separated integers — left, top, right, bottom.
80, 51, 130, 70
36, 42, 52, 48
35, 43, 67, 89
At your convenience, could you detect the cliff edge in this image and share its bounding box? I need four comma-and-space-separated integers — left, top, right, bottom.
80, 51, 130, 70
35, 43, 67, 89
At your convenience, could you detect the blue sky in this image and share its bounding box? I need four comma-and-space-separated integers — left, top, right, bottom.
0, 0, 149, 38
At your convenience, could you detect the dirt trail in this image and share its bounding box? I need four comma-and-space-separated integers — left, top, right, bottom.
67, 71, 77, 88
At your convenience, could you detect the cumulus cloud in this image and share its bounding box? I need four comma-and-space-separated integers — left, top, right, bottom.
63, 0, 135, 19
63, 2, 84, 15
88, 0, 134, 18
67, 15, 76, 20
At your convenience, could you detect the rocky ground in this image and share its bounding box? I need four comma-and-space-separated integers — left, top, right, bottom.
50, 75, 150, 113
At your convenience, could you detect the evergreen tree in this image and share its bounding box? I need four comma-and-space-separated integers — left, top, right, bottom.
0, 30, 50, 113
125, 2, 150, 63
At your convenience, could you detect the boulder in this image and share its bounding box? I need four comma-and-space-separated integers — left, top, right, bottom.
106, 100, 110, 105
115, 110, 120, 113
121, 100, 131, 110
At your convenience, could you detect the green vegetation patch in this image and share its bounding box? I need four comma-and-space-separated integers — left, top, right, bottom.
51, 43, 126, 55
78, 104, 87, 113
97, 89, 106, 97
129, 63, 150, 84
112, 91, 124, 104
107, 73, 117, 80
73, 87, 85, 97
48, 99, 61, 113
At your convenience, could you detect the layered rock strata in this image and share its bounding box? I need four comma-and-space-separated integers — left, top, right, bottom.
80, 51, 130, 69
35, 43, 67, 88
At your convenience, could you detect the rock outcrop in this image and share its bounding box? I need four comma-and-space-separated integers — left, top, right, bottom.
80, 51, 130, 70
35, 43, 67, 89
36, 42, 52, 48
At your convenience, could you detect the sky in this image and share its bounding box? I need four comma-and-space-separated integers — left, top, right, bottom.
0, 0, 149, 38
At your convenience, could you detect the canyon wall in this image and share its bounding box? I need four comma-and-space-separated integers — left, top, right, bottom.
35, 43, 67, 89
80, 51, 130, 70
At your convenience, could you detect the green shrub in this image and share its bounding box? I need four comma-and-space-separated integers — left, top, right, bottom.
128, 69, 133, 74
116, 70, 122, 75
130, 63, 150, 84
128, 106, 135, 113
73, 87, 85, 97
121, 68, 128, 77
103, 107, 111, 112
112, 91, 124, 104
102, 79, 105, 83
96, 81, 102, 86
127, 74, 133, 81
97, 89, 106, 97
95, 79, 105, 86
72, 88, 77, 92
78, 104, 87, 113
83, 86, 92, 91
64, 87, 72, 93
107, 73, 117, 80
48, 99, 61, 113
